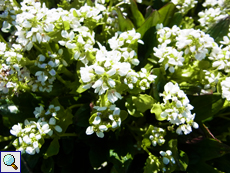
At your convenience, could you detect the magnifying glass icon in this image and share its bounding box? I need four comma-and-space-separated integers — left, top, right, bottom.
3, 154, 18, 170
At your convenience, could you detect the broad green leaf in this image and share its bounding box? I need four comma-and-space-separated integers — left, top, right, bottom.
130, 0, 145, 28
125, 97, 144, 117
41, 157, 54, 173
44, 138, 60, 158
151, 68, 166, 101
158, 2, 176, 26
168, 12, 183, 27
206, 16, 230, 44
187, 162, 221, 173
137, 10, 160, 38
116, 8, 134, 31
120, 110, 128, 121
109, 150, 133, 173
74, 105, 90, 127
189, 94, 225, 122
151, 103, 165, 121
132, 94, 155, 113
143, 155, 161, 173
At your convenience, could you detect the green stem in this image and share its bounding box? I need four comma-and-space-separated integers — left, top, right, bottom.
62, 67, 74, 79
19, 83, 31, 91
68, 104, 84, 109
143, 147, 152, 156
56, 74, 67, 85
115, 1, 125, 7
0, 34, 7, 44
59, 133, 77, 137
33, 43, 43, 54
21, 59, 36, 66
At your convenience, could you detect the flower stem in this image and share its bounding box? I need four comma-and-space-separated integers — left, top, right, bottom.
56, 74, 67, 85
68, 104, 84, 109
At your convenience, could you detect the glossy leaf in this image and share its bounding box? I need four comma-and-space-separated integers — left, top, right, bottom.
132, 94, 155, 113
130, 0, 145, 28
206, 16, 230, 44
158, 2, 176, 26
137, 10, 160, 38
143, 155, 161, 173
151, 103, 165, 121
44, 138, 60, 158
116, 8, 134, 31
189, 94, 225, 122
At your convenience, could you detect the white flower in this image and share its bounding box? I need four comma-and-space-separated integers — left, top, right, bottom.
107, 89, 122, 103
86, 126, 94, 135
10, 123, 22, 136
8, 105, 18, 113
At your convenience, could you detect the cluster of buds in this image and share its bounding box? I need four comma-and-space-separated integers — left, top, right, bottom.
159, 150, 176, 172
149, 127, 166, 147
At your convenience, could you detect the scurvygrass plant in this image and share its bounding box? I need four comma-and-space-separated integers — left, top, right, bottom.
1, 0, 230, 172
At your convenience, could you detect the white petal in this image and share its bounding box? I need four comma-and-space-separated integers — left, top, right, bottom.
86, 126, 94, 135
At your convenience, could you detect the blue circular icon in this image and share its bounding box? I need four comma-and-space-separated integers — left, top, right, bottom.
3, 154, 15, 166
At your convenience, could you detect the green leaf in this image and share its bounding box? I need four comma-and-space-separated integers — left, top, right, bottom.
137, 10, 160, 38
125, 97, 144, 117
63, 21, 70, 30
74, 105, 90, 127
143, 155, 161, 173
130, 0, 145, 28
177, 150, 188, 171
151, 103, 165, 121
158, 2, 176, 26
132, 94, 155, 113
206, 16, 230, 44
168, 12, 183, 27
120, 110, 128, 121
116, 8, 134, 31
189, 94, 225, 122
109, 150, 133, 172
41, 157, 54, 173
142, 125, 155, 148
44, 138, 60, 158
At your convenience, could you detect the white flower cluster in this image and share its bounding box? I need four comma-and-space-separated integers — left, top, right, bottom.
221, 77, 230, 101
0, 43, 31, 95
171, 0, 197, 14
86, 105, 121, 138
10, 104, 62, 155
149, 127, 166, 147
198, 0, 228, 29
202, 70, 220, 92
31, 50, 67, 92
0, 0, 19, 33
1, 0, 105, 53
11, 120, 50, 155
209, 44, 230, 73
154, 24, 216, 73
80, 29, 156, 103
160, 82, 199, 135
159, 150, 176, 172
